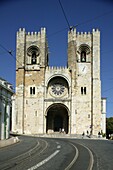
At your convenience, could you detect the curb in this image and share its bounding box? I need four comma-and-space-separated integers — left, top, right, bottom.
0, 137, 20, 148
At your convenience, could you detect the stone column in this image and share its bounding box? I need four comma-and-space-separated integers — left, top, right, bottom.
1, 101, 5, 140
6, 103, 10, 139
68, 115, 71, 134
43, 115, 46, 134
11, 95, 16, 132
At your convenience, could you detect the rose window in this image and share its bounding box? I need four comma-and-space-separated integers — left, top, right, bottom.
51, 83, 65, 96
48, 77, 68, 98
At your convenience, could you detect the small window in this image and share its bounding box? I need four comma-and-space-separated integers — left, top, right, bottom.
84, 87, 86, 94
33, 87, 35, 94
88, 114, 90, 118
81, 51, 86, 62
81, 87, 86, 95
30, 87, 32, 94
31, 52, 37, 64
81, 87, 83, 95
30, 87, 35, 95
35, 111, 37, 116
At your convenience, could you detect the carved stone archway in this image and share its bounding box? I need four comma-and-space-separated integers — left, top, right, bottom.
46, 104, 69, 134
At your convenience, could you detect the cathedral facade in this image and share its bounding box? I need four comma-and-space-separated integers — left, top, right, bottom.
12, 27, 106, 136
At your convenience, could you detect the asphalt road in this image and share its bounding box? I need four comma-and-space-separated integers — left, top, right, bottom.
0, 136, 113, 170
72, 139, 113, 170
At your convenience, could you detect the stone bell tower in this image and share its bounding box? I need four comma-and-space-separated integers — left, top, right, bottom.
15, 28, 49, 134
67, 28, 102, 135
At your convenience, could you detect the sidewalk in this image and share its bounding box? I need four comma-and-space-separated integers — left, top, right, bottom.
0, 137, 20, 148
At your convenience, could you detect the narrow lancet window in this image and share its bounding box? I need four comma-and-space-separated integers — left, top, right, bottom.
81, 51, 86, 62
31, 52, 37, 64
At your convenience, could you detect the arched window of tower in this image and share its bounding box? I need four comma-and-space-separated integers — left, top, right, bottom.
27, 45, 40, 65
77, 44, 90, 63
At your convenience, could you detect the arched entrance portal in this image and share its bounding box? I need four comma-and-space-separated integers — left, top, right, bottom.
46, 104, 69, 134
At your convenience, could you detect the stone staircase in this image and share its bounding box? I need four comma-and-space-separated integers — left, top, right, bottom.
35, 133, 97, 139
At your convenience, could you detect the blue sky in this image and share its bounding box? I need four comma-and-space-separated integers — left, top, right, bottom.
0, 0, 113, 117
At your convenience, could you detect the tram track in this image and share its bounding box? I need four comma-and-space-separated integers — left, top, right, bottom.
67, 140, 94, 170
0, 137, 95, 170
16, 139, 94, 170
32, 138, 94, 170
64, 142, 79, 170
0, 139, 48, 170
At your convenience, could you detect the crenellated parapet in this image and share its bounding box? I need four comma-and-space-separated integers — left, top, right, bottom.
46, 66, 68, 71
46, 66, 69, 77
77, 28, 99, 35
76, 29, 99, 45
68, 28, 100, 41
45, 66, 69, 78
17, 27, 46, 36
76, 31, 91, 38
17, 27, 47, 43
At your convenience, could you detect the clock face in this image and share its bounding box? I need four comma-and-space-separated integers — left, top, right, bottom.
79, 65, 88, 74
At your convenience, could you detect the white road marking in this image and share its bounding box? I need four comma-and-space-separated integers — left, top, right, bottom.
56, 142, 59, 144
57, 145, 61, 149
27, 150, 60, 170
